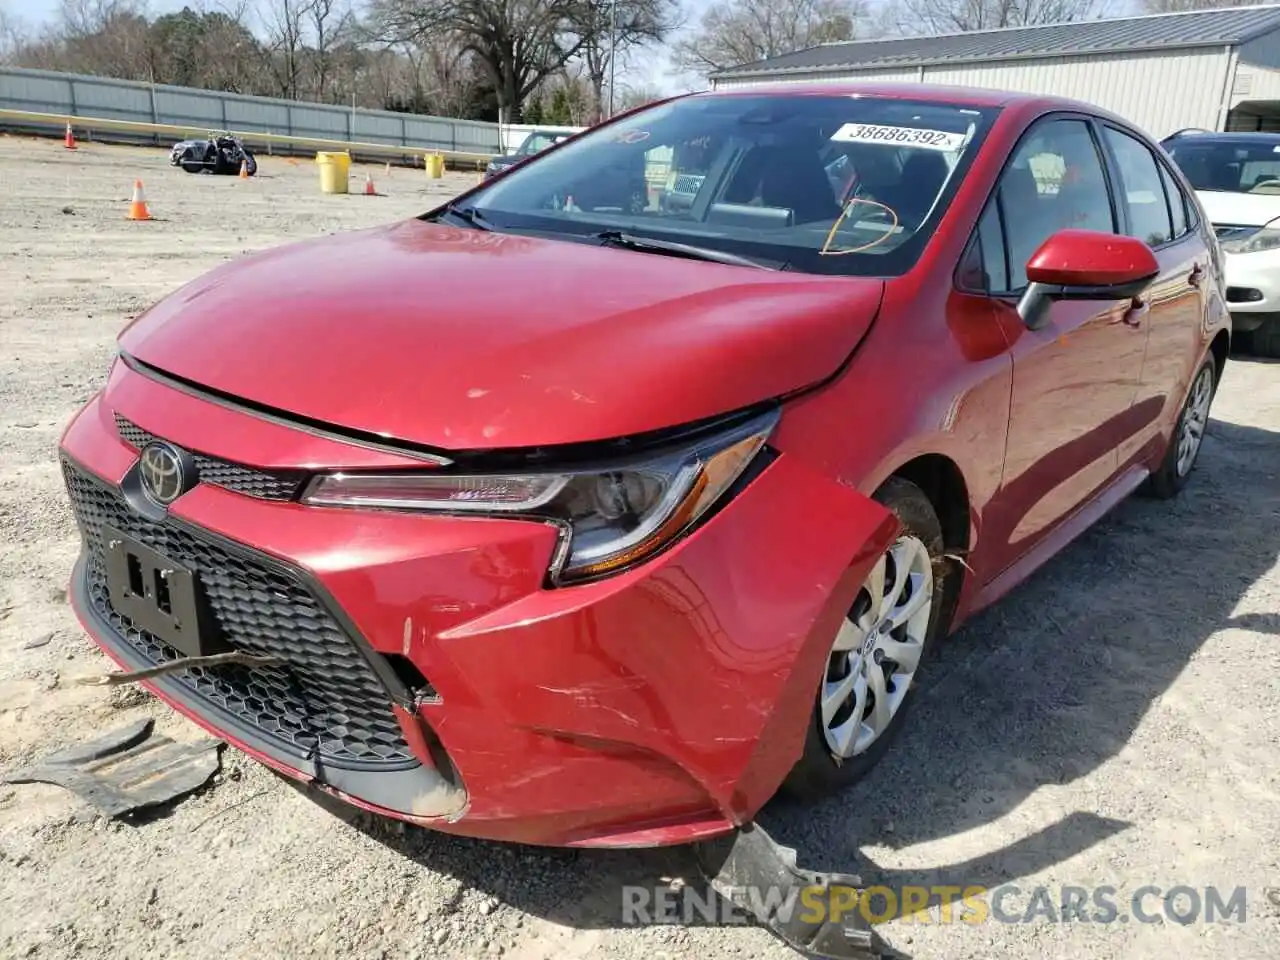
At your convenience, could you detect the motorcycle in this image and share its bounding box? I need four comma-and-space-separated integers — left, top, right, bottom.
170, 132, 258, 176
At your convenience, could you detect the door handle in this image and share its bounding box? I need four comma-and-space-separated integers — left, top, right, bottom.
1188, 264, 1204, 288
1122, 297, 1149, 327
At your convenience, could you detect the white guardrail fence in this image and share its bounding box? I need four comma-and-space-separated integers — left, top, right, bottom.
0, 65, 584, 165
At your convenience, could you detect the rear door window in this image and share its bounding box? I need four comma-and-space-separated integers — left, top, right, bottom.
1104, 126, 1173, 247
1158, 163, 1189, 239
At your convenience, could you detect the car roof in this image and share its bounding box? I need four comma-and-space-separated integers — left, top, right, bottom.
695, 79, 1108, 114
1163, 130, 1280, 143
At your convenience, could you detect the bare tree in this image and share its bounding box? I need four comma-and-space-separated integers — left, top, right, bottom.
51, 0, 155, 79
419, 36, 485, 115
3, 0, 530, 120
673, 0, 864, 75
0, 2, 27, 61
0, 5, 27, 63
196, 3, 266, 94
307, 0, 352, 101
613, 82, 665, 112
258, 0, 315, 99
369, 0, 591, 123
885, 0, 1109, 36
576, 0, 679, 122
1140, 0, 1253, 12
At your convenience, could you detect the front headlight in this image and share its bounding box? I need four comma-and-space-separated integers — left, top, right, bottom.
301, 410, 778, 583
1222, 224, 1280, 254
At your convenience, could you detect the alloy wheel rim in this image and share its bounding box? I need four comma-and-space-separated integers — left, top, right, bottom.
1175, 366, 1213, 477
821, 535, 934, 760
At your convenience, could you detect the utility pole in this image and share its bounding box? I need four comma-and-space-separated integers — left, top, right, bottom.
607, 0, 618, 119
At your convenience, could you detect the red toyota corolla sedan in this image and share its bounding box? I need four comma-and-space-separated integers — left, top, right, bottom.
59, 82, 1229, 849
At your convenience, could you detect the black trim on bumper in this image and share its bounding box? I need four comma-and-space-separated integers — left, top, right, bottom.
71, 550, 467, 819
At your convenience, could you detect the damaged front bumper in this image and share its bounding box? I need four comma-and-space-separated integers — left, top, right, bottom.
695, 823, 900, 959
60, 378, 900, 847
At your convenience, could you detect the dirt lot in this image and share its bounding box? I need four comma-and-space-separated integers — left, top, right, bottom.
1, 135, 1278, 960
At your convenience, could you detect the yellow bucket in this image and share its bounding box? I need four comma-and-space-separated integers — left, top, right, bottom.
425, 153, 445, 180
316, 151, 351, 194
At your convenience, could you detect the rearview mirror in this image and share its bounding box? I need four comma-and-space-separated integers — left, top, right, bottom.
1017, 229, 1160, 330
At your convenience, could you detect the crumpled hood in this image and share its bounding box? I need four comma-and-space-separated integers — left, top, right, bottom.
119, 219, 884, 450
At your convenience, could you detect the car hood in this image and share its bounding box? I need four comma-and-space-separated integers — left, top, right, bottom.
1195, 189, 1280, 228
119, 219, 884, 450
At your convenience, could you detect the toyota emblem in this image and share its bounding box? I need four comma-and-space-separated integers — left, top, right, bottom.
139, 442, 189, 505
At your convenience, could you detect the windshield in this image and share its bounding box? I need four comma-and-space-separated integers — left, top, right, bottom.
458, 94, 999, 276
1164, 138, 1280, 194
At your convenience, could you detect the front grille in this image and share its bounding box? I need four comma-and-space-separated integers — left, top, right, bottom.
114, 414, 306, 501
63, 460, 415, 769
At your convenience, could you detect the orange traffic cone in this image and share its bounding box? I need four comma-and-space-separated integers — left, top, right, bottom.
127, 179, 152, 221
364, 172, 377, 196
64, 122, 77, 150
239, 157, 249, 179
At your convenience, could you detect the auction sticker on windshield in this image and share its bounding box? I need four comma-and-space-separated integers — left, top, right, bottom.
831, 123, 967, 151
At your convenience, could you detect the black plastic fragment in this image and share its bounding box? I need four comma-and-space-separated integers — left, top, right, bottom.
2, 718, 221, 818
692, 822, 903, 959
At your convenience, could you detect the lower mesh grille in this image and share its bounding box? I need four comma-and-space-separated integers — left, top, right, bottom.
63, 459, 416, 769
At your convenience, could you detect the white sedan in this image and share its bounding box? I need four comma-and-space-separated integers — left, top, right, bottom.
1162, 129, 1280, 357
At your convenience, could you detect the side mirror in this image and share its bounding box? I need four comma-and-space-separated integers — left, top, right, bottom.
1017, 229, 1160, 330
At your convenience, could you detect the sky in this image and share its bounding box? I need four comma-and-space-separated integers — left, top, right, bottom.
9, 0, 185, 20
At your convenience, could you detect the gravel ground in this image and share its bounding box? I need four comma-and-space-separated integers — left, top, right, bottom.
1, 134, 1278, 960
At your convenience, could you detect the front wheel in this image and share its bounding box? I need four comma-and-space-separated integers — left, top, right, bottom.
1244, 315, 1280, 358
782, 477, 952, 799
243, 152, 257, 176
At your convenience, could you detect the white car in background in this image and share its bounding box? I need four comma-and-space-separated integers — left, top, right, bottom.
1162, 129, 1280, 357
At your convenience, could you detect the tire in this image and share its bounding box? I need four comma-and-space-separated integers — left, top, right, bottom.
781, 476, 953, 800
180, 157, 205, 174
243, 152, 257, 177
1143, 353, 1217, 500
1246, 316, 1280, 358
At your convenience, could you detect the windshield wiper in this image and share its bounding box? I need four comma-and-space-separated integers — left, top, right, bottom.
436, 203, 493, 230
594, 231, 777, 270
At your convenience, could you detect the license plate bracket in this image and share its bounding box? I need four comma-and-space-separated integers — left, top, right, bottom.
101, 526, 227, 658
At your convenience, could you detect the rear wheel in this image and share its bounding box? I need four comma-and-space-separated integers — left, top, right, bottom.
782, 477, 952, 799
1144, 353, 1217, 499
